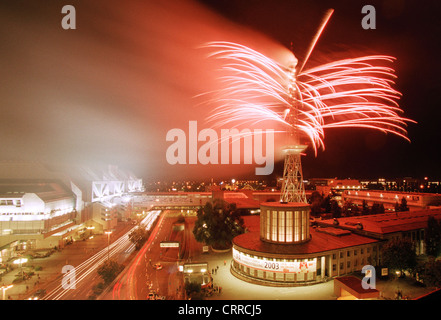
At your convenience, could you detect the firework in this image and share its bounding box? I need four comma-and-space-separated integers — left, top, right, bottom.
202, 41, 415, 154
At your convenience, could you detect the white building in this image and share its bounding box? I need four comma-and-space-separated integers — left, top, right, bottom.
0, 162, 142, 261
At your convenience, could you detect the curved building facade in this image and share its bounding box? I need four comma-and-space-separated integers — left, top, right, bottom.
260, 202, 310, 244
231, 202, 380, 286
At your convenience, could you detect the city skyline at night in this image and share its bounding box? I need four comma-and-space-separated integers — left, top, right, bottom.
1, 0, 441, 308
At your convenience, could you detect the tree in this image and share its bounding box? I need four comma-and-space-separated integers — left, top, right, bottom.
321, 195, 332, 213
399, 197, 409, 212
310, 191, 324, 216
378, 203, 385, 214
381, 237, 417, 275
97, 259, 124, 285
330, 200, 341, 218
341, 200, 354, 217
370, 202, 384, 215
362, 200, 370, 215
193, 200, 245, 250
184, 281, 203, 300
417, 257, 441, 288
425, 215, 441, 257
129, 226, 150, 250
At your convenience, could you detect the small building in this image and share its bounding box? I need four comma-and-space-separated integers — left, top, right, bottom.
182, 262, 212, 289
334, 276, 379, 300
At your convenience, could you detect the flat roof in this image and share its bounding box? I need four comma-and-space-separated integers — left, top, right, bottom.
234, 216, 379, 256
225, 198, 260, 209
0, 180, 74, 203
334, 276, 379, 299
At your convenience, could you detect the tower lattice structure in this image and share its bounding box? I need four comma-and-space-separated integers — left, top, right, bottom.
280, 63, 307, 203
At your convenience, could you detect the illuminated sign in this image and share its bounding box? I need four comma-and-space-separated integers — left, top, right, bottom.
160, 241, 180, 248
233, 248, 316, 273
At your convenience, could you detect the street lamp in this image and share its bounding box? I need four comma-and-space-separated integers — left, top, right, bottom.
1, 284, 13, 300
105, 231, 112, 260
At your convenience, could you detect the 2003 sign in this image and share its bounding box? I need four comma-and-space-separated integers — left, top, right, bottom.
264, 262, 280, 270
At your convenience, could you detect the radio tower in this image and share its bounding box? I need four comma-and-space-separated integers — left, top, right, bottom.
280, 9, 334, 203
280, 61, 307, 203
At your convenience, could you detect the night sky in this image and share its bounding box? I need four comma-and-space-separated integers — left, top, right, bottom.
1, 0, 440, 181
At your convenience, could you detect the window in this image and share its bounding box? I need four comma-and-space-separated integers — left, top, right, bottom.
294, 211, 300, 241
340, 263, 344, 270
272, 211, 277, 241
347, 251, 350, 257
278, 211, 285, 242
266, 210, 271, 239
333, 264, 336, 271
340, 252, 343, 259
332, 254, 336, 260
286, 211, 293, 242
354, 250, 357, 256
301, 211, 307, 240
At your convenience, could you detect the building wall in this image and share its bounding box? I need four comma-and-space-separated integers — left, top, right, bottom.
231, 241, 380, 286
91, 202, 117, 233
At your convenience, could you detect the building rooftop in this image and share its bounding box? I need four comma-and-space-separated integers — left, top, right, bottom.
235, 216, 380, 256
334, 276, 379, 299
0, 180, 74, 203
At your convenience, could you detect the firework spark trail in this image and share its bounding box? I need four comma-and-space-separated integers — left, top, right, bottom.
202, 41, 415, 154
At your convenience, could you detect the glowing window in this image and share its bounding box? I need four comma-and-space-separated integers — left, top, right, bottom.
294, 211, 300, 241
286, 211, 293, 242
278, 211, 285, 242
272, 211, 277, 241
266, 210, 271, 239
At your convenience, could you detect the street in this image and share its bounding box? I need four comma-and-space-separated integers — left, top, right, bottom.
102, 210, 201, 300
18, 211, 160, 300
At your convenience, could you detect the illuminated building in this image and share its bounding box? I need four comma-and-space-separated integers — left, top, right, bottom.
231, 202, 380, 286
341, 189, 441, 211
0, 163, 81, 260
182, 262, 212, 290
0, 162, 142, 261
317, 208, 441, 255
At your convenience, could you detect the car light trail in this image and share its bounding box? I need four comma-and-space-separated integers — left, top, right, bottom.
42, 210, 161, 300
112, 211, 166, 300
